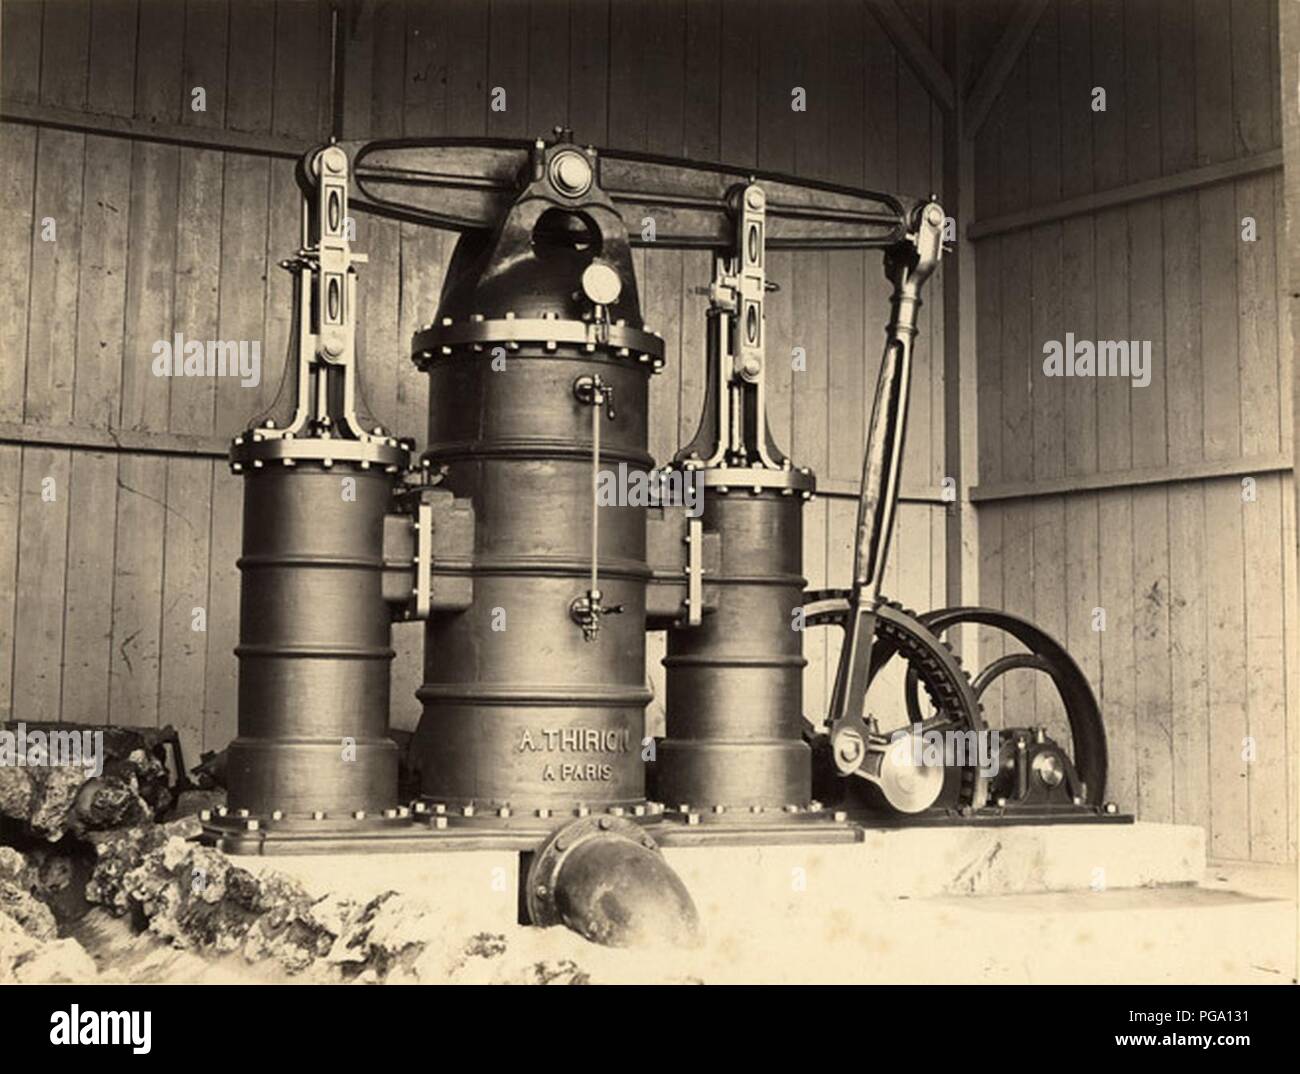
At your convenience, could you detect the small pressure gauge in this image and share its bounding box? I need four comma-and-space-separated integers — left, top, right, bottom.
581, 261, 622, 307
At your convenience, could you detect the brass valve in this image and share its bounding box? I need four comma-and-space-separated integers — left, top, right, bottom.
570, 589, 624, 642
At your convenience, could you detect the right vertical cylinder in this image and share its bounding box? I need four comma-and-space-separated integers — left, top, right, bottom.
657, 469, 815, 811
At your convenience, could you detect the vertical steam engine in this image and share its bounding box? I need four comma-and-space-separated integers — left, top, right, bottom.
206, 130, 1120, 945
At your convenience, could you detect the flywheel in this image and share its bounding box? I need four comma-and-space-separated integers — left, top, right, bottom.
802, 594, 986, 813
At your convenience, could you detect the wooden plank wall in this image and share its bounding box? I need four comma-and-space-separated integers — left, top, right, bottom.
972, 0, 1297, 863
0, 0, 951, 767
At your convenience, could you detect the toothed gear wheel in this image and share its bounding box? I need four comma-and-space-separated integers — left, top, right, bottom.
802, 592, 986, 812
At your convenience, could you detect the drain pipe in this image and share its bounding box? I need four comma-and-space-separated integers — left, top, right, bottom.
526, 817, 701, 948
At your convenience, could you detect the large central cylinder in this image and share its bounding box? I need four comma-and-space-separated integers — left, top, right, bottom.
408, 140, 663, 820
414, 351, 653, 813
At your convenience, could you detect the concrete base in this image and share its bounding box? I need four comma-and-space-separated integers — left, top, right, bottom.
128, 822, 1296, 984
247, 821, 1204, 930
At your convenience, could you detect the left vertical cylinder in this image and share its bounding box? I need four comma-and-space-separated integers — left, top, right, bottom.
226, 462, 399, 817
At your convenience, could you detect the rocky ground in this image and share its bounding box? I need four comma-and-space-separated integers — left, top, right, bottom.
0, 725, 694, 985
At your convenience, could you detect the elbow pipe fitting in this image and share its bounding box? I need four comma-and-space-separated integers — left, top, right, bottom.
525, 816, 701, 949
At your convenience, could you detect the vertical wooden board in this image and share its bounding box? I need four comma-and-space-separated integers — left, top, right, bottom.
1276, 171, 1293, 459
443, 0, 488, 135
718, 0, 758, 162
1203, 477, 1249, 858
1236, 174, 1280, 456
353, 1, 405, 436
894, 500, 930, 612
1060, 231, 1096, 478
263, 4, 330, 420
342, 0, 377, 140
74, 135, 132, 430
828, 0, 866, 492
1280, 476, 1299, 860
226, 1, 275, 133
1030, 222, 1064, 481
256, 238, 294, 433
133, 0, 185, 123
1063, 492, 1102, 757
159, 457, 212, 757
1031, 495, 1069, 743
119, 140, 180, 434
1097, 490, 1136, 814
977, 503, 1004, 728
180, 0, 227, 129
1242, 473, 1288, 860
108, 454, 167, 726
1057, 0, 1093, 195
1092, 208, 1130, 473
1124, 2, 1166, 473
25, 129, 84, 427
0, 447, 21, 719
678, 0, 721, 446
1194, 0, 1239, 464
1123, 0, 1161, 184
527, 0, 570, 133
1230, 0, 1274, 156
203, 464, 242, 750
39, 0, 91, 108
32, 5, 91, 431
12, 447, 70, 722
998, 232, 1031, 487
568, 0, 610, 142
60, 450, 118, 724
1198, 184, 1239, 461
1000, 500, 1035, 727
213, 154, 270, 439
973, 235, 1002, 716
74, 2, 136, 425
1162, 194, 1202, 464
0, 0, 43, 103
1090, 0, 1126, 188
1131, 485, 1173, 821
1168, 483, 1209, 831
1193, 0, 1235, 164
1158, 0, 1196, 176
356, 211, 402, 437
400, 0, 441, 135
272, 0, 324, 138
0, 124, 36, 424
404, 0, 443, 135
487, 0, 530, 139
169, 148, 224, 435
1028, 2, 1061, 209
88, 1, 138, 116
827, 244, 866, 489
637, 0, 686, 466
